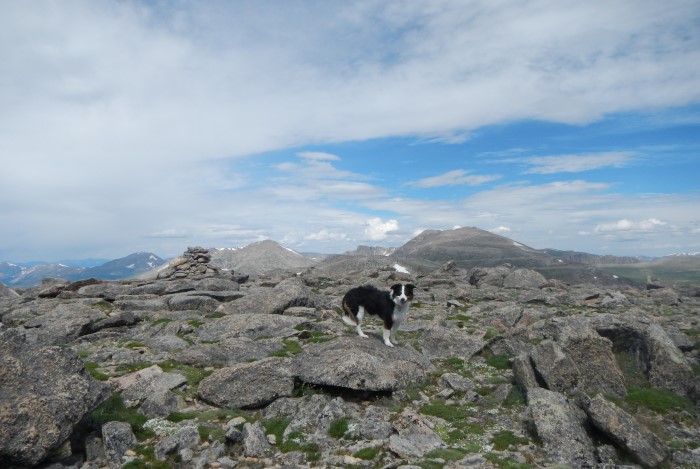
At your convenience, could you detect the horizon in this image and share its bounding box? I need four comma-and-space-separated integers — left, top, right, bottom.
2, 1, 699, 263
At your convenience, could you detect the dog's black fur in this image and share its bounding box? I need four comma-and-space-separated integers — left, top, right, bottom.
341, 283, 415, 347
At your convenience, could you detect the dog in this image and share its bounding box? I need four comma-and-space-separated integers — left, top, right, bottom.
341, 283, 415, 347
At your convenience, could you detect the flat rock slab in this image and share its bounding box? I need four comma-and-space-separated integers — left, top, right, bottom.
196, 313, 306, 341
198, 357, 295, 409
418, 326, 485, 360
294, 336, 432, 391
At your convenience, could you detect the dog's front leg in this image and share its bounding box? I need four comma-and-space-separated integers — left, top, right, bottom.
389, 323, 400, 345
382, 328, 394, 347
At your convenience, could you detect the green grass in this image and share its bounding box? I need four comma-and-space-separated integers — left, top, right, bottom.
483, 327, 500, 340
158, 360, 212, 386
125, 341, 148, 349
84, 362, 109, 381
198, 425, 226, 443
353, 447, 380, 460
425, 448, 467, 461
268, 339, 303, 357
328, 417, 350, 438
485, 354, 511, 370
90, 394, 154, 441
166, 408, 242, 423
626, 386, 694, 414
188, 319, 205, 328
205, 312, 226, 319
491, 430, 528, 450
115, 362, 153, 376
94, 300, 114, 312
262, 418, 291, 443
279, 431, 320, 461
503, 386, 526, 407
151, 318, 172, 326
420, 399, 473, 421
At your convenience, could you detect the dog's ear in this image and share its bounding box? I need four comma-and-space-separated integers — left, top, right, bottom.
405, 284, 416, 293
390, 283, 401, 291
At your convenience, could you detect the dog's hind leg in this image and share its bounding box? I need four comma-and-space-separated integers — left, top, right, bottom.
342, 302, 368, 338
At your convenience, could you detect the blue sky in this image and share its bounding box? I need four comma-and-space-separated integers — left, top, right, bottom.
1, 1, 699, 262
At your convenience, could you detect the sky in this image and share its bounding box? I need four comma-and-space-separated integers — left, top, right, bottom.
1, 0, 700, 262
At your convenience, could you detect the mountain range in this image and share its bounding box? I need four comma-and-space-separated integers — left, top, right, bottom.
1, 253, 165, 288
2, 227, 699, 288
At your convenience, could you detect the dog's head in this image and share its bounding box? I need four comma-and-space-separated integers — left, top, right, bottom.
390, 283, 415, 307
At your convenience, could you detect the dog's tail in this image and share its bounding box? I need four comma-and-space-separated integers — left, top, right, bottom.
341, 299, 358, 326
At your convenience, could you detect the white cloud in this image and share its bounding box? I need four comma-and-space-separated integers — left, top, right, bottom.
1, 1, 699, 260
409, 169, 501, 188
594, 218, 667, 233
364, 218, 399, 241
304, 229, 348, 241
524, 152, 634, 174
297, 151, 341, 162
490, 226, 512, 234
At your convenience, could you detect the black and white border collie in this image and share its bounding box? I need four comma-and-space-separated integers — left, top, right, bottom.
341, 283, 415, 347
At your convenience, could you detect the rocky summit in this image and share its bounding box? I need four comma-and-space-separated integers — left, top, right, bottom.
0, 249, 699, 469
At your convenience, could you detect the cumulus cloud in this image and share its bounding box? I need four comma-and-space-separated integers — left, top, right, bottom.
490, 226, 512, 234
364, 218, 399, 241
409, 169, 501, 188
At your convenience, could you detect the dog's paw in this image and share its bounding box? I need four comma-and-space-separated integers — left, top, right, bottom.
384, 341, 395, 347
359, 332, 369, 338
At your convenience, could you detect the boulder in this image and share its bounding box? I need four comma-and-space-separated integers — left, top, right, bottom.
584, 395, 667, 468
553, 319, 627, 398
418, 326, 485, 360
220, 277, 312, 315
198, 357, 295, 408
529, 340, 581, 394
526, 388, 596, 466
388, 408, 445, 458
242, 422, 272, 457
102, 421, 137, 469
154, 426, 199, 461
592, 316, 696, 396
295, 336, 431, 391
0, 328, 110, 466
175, 337, 282, 367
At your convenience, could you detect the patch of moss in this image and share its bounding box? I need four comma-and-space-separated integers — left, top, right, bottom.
503, 386, 526, 407
353, 447, 380, 460
158, 360, 213, 386
167, 408, 242, 424
151, 318, 172, 326
328, 417, 350, 438
626, 386, 694, 414
94, 300, 114, 312
188, 319, 205, 328
280, 431, 320, 460
485, 354, 511, 370
84, 362, 109, 381
90, 394, 154, 440
269, 339, 303, 357
205, 312, 226, 319
415, 460, 444, 469
425, 448, 467, 461
125, 341, 148, 349
420, 399, 472, 421
491, 430, 528, 450
262, 418, 290, 443
115, 362, 154, 376
197, 424, 226, 443
483, 327, 500, 340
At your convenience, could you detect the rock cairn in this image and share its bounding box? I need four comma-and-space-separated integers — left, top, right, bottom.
158, 247, 221, 280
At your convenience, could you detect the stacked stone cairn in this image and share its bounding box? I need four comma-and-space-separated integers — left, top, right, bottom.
157, 246, 221, 280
